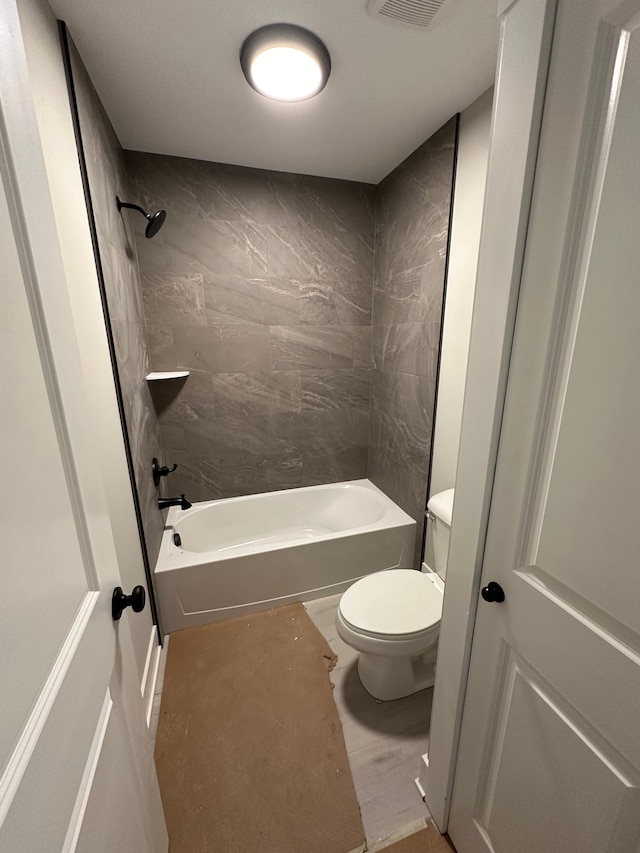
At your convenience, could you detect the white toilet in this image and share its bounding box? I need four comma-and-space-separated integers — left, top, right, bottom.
335, 488, 454, 701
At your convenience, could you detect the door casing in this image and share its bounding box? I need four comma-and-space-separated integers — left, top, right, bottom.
423, 0, 559, 830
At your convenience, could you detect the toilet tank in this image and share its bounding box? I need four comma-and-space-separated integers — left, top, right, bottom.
427, 489, 455, 580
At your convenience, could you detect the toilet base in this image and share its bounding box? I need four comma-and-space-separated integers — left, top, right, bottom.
357, 646, 438, 701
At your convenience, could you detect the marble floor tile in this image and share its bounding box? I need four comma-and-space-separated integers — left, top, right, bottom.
368, 818, 429, 852
304, 593, 431, 849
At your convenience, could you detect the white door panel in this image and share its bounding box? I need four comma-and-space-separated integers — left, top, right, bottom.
0, 599, 110, 849
507, 573, 640, 770
532, 12, 640, 633
1, 179, 96, 768
0, 0, 167, 848
449, 0, 640, 849
478, 647, 640, 853
74, 691, 153, 853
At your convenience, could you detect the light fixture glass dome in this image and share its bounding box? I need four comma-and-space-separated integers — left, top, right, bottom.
240, 24, 331, 102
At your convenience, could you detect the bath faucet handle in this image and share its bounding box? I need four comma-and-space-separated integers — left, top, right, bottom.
152, 457, 178, 487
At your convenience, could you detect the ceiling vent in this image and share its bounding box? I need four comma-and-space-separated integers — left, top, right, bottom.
366, 0, 447, 28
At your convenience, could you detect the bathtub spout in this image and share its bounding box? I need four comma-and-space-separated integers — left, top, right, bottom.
158, 494, 192, 511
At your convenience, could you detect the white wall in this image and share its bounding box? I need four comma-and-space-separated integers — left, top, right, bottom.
16, 0, 156, 685
424, 89, 493, 569
431, 88, 493, 496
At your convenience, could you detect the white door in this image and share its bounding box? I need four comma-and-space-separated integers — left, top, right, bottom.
0, 31, 167, 853
449, 0, 640, 850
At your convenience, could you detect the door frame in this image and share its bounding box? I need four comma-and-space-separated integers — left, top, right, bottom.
422, 0, 559, 830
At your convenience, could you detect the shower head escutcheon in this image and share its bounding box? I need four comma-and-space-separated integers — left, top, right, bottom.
116, 196, 167, 238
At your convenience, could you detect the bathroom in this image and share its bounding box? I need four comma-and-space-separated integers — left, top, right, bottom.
137, 111, 485, 850
6, 0, 495, 849
55, 0, 493, 848
6, 0, 640, 849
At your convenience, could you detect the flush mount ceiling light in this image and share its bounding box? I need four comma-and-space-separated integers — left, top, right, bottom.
240, 24, 331, 102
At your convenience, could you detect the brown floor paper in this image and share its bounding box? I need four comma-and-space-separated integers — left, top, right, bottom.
155, 603, 365, 853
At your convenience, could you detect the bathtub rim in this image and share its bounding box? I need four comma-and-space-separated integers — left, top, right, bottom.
155, 479, 414, 573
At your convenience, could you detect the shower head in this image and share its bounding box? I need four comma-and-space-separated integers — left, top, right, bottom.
116, 197, 167, 238
145, 208, 166, 238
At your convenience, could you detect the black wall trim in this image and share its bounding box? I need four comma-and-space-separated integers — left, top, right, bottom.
420, 112, 461, 568
58, 21, 162, 643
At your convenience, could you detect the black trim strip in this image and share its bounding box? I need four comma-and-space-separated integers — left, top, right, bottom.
58, 21, 162, 643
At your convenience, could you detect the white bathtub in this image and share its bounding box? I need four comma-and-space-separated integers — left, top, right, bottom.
154, 479, 416, 633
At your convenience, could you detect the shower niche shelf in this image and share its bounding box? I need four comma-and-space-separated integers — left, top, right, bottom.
146, 371, 189, 381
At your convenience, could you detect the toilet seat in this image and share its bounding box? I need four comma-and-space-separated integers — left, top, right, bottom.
338, 569, 442, 639
340, 615, 440, 643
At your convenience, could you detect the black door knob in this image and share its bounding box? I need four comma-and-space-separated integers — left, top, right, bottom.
481, 581, 505, 603
112, 585, 146, 621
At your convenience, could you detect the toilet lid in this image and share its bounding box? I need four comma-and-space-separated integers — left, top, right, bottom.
340, 570, 443, 637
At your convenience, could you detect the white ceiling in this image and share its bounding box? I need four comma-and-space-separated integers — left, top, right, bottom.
50, 0, 500, 184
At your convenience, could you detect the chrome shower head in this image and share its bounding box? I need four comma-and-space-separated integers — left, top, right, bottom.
116, 196, 167, 238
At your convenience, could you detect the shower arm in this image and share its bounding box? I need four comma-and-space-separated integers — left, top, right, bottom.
116, 198, 148, 217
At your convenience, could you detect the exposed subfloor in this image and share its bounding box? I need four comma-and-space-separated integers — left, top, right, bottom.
304, 593, 431, 849
149, 593, 432, 850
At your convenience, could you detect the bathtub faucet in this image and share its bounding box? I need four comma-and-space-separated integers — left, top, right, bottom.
158, 494, 192, 511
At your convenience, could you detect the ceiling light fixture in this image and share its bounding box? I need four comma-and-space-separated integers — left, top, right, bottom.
240, 24, 331, 102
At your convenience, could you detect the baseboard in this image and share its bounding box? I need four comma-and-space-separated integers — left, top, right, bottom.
417, 752, 430, 802
140, 626, 161, 726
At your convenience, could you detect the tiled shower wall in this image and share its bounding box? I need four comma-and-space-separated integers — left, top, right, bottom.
124, 119, 456, 564
68, 40, 165, 567
125, 153, 376, 500
370, 119, 458, 562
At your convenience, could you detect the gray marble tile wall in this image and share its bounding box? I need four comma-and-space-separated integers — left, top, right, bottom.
124, 153, 376, 500
69, 42, 165, 567
369, 119, 458, 564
